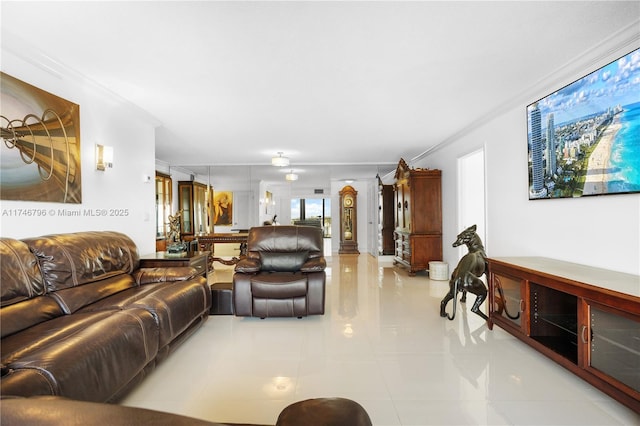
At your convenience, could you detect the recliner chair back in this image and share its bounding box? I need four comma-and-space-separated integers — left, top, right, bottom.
246, 225, 323, 268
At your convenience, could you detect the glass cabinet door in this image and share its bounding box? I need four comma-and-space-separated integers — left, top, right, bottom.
193, 183, 206, 235
586, 301, 640, 396
155, 173, 172, 239
178, 181, 213, 237
492, 273, 525, 330
179, 183, 193, 235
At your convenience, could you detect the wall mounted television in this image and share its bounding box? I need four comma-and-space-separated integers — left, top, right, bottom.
527, 48, 639, 200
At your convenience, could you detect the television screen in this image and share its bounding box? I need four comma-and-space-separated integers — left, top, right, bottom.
527, 48, 639, 199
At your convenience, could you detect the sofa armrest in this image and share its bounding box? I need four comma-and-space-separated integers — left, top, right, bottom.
232, 273, 253, 316
300, 257, 326, 273
234, 258, 261, 274
133, 267, 199, 285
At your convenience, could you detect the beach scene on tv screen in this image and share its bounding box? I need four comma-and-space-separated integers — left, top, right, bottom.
527, 48, 639, 199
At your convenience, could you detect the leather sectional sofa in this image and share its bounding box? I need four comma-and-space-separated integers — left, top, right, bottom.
0, 231, 211, 402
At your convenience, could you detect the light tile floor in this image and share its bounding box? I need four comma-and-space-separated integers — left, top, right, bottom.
121, 254, 640, 425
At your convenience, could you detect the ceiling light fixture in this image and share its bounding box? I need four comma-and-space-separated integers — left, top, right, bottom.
285, 170, 298, 181
271, 152, 290, 167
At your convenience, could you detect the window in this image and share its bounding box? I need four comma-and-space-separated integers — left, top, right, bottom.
291, 198, 331, 237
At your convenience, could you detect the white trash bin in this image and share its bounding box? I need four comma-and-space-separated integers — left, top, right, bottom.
428, 261, 449, 280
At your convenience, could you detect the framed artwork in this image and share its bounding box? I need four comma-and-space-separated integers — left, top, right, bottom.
213, 191, 233, 225
527, 48, 639, 199
1, 72, 82, 203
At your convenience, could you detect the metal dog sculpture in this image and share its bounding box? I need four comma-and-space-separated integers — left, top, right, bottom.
439, 225, 488, 321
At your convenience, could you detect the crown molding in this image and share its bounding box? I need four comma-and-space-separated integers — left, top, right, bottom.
411, 18, 640, 163
2, 30, 161, 127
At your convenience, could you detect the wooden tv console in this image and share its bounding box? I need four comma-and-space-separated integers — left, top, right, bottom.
487, 257, 640, 413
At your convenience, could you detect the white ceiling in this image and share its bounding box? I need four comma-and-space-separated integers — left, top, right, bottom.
2, 1, 639, 187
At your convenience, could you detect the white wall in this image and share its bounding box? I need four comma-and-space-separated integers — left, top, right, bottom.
1, 45, 158, 255
415, 40, 640, 276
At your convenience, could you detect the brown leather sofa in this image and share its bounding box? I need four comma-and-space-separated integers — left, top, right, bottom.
233, 226, 326, 318
0, 231, 211, 403
0, 395, 373, 425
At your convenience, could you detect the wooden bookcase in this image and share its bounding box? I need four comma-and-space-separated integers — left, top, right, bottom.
488, 257, 640, 413
392, 158, 442, 275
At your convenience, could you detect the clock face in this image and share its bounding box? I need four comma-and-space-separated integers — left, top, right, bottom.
344, 196, 353, 207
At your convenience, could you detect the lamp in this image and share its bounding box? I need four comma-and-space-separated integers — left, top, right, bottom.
285, 169, 298, 181
271, 152, 290, 167
96, 144, 114, 170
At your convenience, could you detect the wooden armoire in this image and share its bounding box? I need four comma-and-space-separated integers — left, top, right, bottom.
393, 158, 442, 275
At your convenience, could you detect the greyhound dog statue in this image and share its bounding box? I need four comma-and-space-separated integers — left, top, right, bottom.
439, 224, 488, 321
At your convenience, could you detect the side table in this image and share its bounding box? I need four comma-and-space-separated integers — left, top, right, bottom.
139, 251, 210, 281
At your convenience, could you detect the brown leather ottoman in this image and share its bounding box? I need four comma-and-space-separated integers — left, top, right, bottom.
276, 397, 372, 426
210, 282, 234, 315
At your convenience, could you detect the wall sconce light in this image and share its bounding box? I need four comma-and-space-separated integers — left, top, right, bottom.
285, 170, 298, 181
96, 144, 114, 171
271, 152, 290, 167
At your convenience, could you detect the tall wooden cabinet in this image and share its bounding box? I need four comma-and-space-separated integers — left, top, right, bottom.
393, 158, 442, 275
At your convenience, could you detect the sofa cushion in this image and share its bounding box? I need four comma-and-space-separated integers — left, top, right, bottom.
1, 309, 159, 402
0, 297, 64, 339
0, 238, 63, 338
0, 238, 45, 306
130, 279, 210, 348
79, 278, 210, 348
0, 368, 56, 397
23, 231, 139, 292
260, 251, 308, 272
47, 274, 137, 314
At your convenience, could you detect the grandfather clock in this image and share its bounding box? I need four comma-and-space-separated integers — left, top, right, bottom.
338, 185, 359, 254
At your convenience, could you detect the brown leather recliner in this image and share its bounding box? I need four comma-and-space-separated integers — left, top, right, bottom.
233, 226, 326, 318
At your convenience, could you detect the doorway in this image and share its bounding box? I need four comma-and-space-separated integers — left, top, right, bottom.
457, 148, 486, 258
